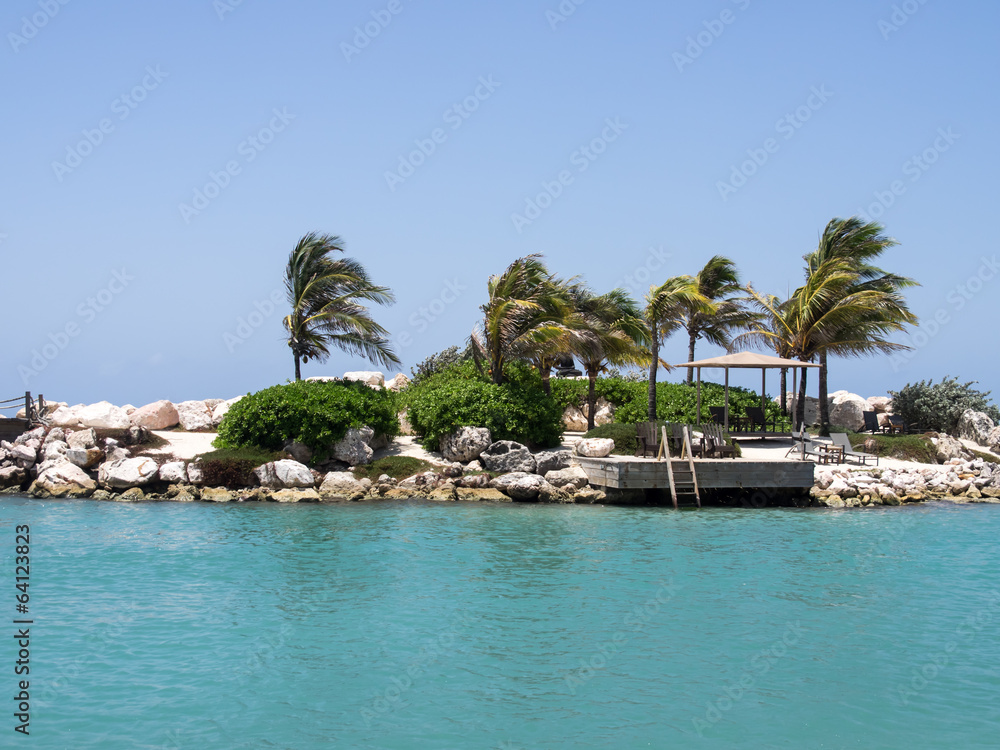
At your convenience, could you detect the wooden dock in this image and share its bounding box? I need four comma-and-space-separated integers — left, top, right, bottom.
575, 455, 814, 491
0, 392, 45, 441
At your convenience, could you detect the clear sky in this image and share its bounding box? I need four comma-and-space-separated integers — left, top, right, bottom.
3, 0, 998, 408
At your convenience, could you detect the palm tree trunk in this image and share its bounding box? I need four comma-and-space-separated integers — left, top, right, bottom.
795, 367, 808, 429
818, 350, 830, 437
541, 365, 552, 396
780, 368, 787, 415
294, 352, 302, 381
686, 330, 697, 385
587, 367, 598, 431
647, 321, 659, 422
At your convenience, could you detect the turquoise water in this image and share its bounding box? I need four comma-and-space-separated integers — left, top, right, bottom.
1, 497, 999, 749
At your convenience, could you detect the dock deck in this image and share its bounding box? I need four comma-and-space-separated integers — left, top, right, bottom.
575, 455, 814, 490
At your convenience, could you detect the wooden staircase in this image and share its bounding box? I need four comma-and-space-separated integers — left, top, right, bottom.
658, 425, 701, 509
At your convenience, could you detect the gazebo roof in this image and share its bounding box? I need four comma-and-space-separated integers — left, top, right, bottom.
674, 352, 820, 370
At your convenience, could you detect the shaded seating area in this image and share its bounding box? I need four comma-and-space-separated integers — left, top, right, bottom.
785, 425, 834, 462
862, 411, 885, 434
698, 423, 737, 459
635, 422, 685, 458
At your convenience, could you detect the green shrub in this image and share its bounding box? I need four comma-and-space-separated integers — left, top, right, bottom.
351, 456, 435, 482
406, 361, 563, 450
550, 377, 644, 412
409, 344, 472, 385
613, 380, 789, 428
583, 423, 641, 455
214, 380, 399, 459
847, 433, 937, 464
890, 377, 1000, 435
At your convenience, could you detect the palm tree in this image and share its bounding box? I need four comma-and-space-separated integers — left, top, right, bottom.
806, 217, 918, 434
570, 287, 647, 429
733, 287, 797, 416
643, 277, 707, 421
470, 255, 571, 386
283, 232, 399, 381
680, 256, 757, 384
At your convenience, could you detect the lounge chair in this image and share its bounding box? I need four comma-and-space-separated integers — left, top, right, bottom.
830, 433, 878, 466
708, 406, 727, 425
635, 421, 660, 457
745, 406, 776, 433
862, 411, 884, 434
886, 415, 916, 434
699, 423, 736, 458
785, 424, 826, 461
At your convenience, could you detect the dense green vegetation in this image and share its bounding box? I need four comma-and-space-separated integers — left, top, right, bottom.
197, 447, 283, 487
890, 377, 1000, 435
405, 361, 564, 451
845, 432, 937, 464
351, 456, 435, 482
215, 380, 398, 458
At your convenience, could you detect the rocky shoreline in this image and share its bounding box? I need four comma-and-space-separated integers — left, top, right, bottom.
3, 379, 1000, 509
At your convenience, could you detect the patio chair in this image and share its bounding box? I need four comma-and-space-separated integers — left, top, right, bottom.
708, 406, 727, 425
886, 415, 915, 434
785, 424, 826, 461
862, 411, 884, 434
830, 433, 878, 466
634, 421, 660, 457
745, 406, 775, 433
699, 423, 736, 459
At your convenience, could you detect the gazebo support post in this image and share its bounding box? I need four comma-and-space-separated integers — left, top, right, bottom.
724, 367, 730, 432
696, 367, 702, 425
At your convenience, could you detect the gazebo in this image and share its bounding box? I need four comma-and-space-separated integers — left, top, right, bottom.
673, 352, 820, 434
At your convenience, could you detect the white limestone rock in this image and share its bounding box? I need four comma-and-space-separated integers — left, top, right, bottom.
343, 371, 385, 388
386, 373, 410, 392
98, 457, 159, 488
439, 427, 492, 463
867, 396, 893, 413
575, 438, 615, 458
76, 401, 132, 429
211, 397, 243, 427
159, 462, 188, 484
562, 405, 589, 432
829, 393, 869, 432
253, 459, 316, 489
934, 434, 968, 463
534, 449, 573, 476
130, 400, 180, 430
958, 409, 996, 447
175, 401, 214, 432
332, 427, 375, 466
67, 428, 98, 450
31, 461, 97, 497
507, 474, 548, 501
319, 471, 366, 500
544, 466, 590, 489
66, 447, 104, 470
481, 441, 536, 474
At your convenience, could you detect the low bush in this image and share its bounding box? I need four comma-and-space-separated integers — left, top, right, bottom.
613, 380, 789, 428
214, 380, 399, 459
405, 361, 563, 450
197, 447, 282, 487
846, 433, 937, 464
582, 423, 641, 456
550, 377, 644, 412
352, 456, 435, 482
890, 377, 1000, 435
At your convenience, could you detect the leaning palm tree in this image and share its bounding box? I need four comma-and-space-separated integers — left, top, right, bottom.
643, 277, 707, 421
570, 287, 648, 430
470, 255, 572, 386
732, 287, 798, 416
680, 256, 757, 384
283, 232, 400, 381
805, 217, 918, 433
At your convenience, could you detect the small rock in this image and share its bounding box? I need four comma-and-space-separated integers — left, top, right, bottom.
575, 438, 615, 458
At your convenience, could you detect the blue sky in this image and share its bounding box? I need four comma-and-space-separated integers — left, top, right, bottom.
3, 0, 998, 408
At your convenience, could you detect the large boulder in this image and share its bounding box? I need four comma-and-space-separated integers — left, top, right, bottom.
934, 434, 968, 464
506, 474, 547, 501
386, 373, 410, 392
66, 447, 105, 470
98, 457, 159, 488
867, 396, 893, 414
66, 428, 98, 450
31, 461, 97, 498
211, 397, 243, 427
159, 462, 188, 484
781, 394, 821, 427
544, 466, 590, 489
76, 401, 131, 429
318, 471, 366, 501
490, 472, 533, 495
49, 404, 84, 428
130, 400, 180, 430
534, 449, 573, 476
343, 371, 385, 388
439, 427, 492, 463
175, 401, 214, 431
0, 465, 27, 488
562, 405, 589, 432
958, 410, 996, 447
481, 441, 536, 474
332, 427, 375, 466
253, 460, 315, 489
988, 427, 1000, 455
575, 438, 614, 458
829, 393, 869, 432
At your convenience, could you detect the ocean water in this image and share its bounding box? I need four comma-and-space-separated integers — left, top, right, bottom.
1, 496, 998, 749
